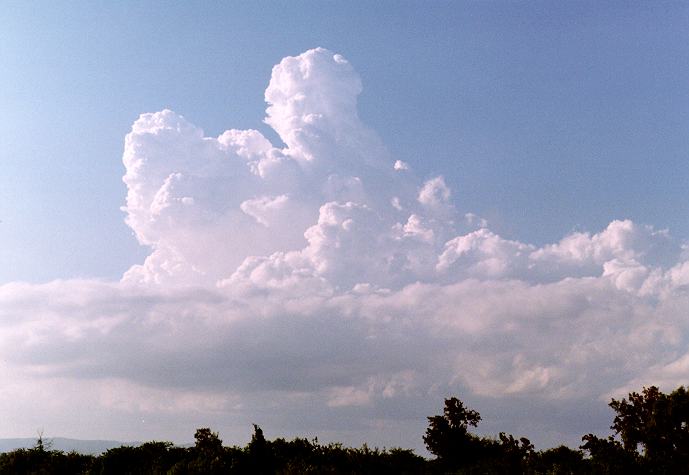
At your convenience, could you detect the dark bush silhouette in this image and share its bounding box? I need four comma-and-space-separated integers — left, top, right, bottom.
423, 396, 482, 466
423, 396, 535, 473
581, 385, 689, 474
0, 436, 94, 475
532, 445, 587, 474
5, 385, 689, 474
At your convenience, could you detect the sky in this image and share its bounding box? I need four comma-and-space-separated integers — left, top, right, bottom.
1, 1, 688, 453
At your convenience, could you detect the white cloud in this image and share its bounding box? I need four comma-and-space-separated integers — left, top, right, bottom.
530, 220, 668, 270
394, 160, 409, 171
240, 194, 290, 227
402, 214, 435, 243
464, 212, 488, 229
437, 229, 534, 278
2, 48, 689, 451
418, 176, 451, 208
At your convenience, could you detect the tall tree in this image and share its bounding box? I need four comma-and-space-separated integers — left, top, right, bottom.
582, 385, 689, 473
610, 385, 689, 468
423, 397, 484, 469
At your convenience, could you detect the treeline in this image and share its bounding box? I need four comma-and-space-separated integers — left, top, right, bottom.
2, 385, 689, 474
0, 426, 424, 475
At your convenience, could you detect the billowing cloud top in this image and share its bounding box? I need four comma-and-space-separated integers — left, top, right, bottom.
2, 48, 689, 449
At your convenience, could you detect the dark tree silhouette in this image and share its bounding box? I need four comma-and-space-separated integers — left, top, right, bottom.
423, 396, 481, 460
246, 424, 274, 474
11, 386, 689, 474
193, 427, 223, 456
187, 427, 228, 474
580, 385, 689, 473
423, 396, 541, 473
533, 445, 587, 474
424, 396, 491, 470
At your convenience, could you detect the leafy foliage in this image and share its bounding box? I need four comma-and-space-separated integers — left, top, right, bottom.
4, 385, 689, 474
0, 437, 94, 475
423, 396, 535, 473
581, 385, 689, 473
423, 396, 483, 467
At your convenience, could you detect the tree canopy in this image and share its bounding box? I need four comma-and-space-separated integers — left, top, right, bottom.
3, 384, 689, 474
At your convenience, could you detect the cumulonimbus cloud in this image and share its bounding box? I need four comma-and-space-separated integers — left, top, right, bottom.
2, 48, 689, 449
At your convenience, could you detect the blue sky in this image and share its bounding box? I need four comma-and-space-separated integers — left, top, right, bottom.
3, 1, 687, 283
1, 1, 689, 452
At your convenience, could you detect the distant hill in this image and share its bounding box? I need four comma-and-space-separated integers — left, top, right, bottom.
0, 437, 137, 455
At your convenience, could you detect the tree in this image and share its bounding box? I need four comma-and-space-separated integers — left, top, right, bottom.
535, 445, 587, 474
246, 424, 274, 474
497, 431, 535, 471
423, 396, 485, 469
580, 385, 689, 473
194, 427, 223, 456
608, 385, 689, 470
186, 427, 228, 474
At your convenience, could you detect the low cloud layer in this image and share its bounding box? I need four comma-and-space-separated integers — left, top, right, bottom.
3, 48, 689, 450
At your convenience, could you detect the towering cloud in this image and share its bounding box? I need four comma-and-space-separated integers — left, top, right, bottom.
1, 48, 688, 449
